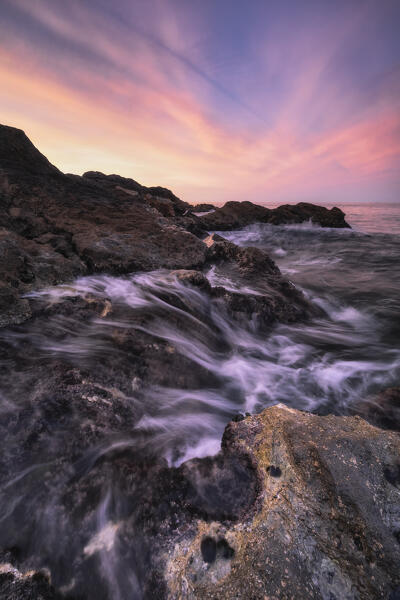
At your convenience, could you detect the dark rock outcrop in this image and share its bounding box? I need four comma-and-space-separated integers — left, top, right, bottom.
199, 200, 272, 229
0, 125, 208, 326
200, 199, 351, 230
269, 202, 351, 228
0, 124, 60, 181
203, 233, 314, 327
82, 171, 191, 216
0, 228, 85, 325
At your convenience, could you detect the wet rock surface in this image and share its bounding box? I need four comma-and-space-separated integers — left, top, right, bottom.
1, 363, 399, 600
204, 234, 314, 327
351, 387, 400, 432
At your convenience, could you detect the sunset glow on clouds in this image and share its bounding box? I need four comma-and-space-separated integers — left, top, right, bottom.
1, 0, 399, 204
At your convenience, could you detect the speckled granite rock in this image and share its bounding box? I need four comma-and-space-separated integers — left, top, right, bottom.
162, 405, 400, 599
0, 560, 60, 600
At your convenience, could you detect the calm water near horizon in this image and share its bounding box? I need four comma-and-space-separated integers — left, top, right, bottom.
337, 203, 400, 235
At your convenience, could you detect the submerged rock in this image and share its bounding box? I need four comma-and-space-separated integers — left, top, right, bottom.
171, 269, 212, 292
0, 285, 31, 327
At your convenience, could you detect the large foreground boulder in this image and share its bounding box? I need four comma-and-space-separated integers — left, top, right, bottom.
161, 405, 400, 599
1, 322, 399, 600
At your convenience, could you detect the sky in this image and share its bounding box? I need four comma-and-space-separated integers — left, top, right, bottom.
0, 0, 399, 204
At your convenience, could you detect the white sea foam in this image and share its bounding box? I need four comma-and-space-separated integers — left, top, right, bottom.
14, 253, 400, 466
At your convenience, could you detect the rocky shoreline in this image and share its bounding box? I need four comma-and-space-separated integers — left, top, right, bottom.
0, 124, 399, 600
0, 124, 349, 329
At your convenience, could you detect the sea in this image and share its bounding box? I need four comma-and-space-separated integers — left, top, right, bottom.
0, 201, 399, 597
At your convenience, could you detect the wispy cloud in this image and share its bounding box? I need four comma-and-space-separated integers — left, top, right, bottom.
0, 0, 399, 202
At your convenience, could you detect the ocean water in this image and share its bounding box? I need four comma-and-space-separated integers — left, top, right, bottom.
0, 203, 399, 597
339, 203, 400, 234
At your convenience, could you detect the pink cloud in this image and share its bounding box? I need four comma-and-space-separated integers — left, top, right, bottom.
0, 0, 399, 204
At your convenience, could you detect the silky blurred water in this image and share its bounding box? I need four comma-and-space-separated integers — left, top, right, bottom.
3, 218, 399, 465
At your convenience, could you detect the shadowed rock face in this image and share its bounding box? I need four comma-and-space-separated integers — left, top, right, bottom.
198, 199, 351, 230
203, 233, 314, 327
191, 203, 216, 213
0, 124, 60, 181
